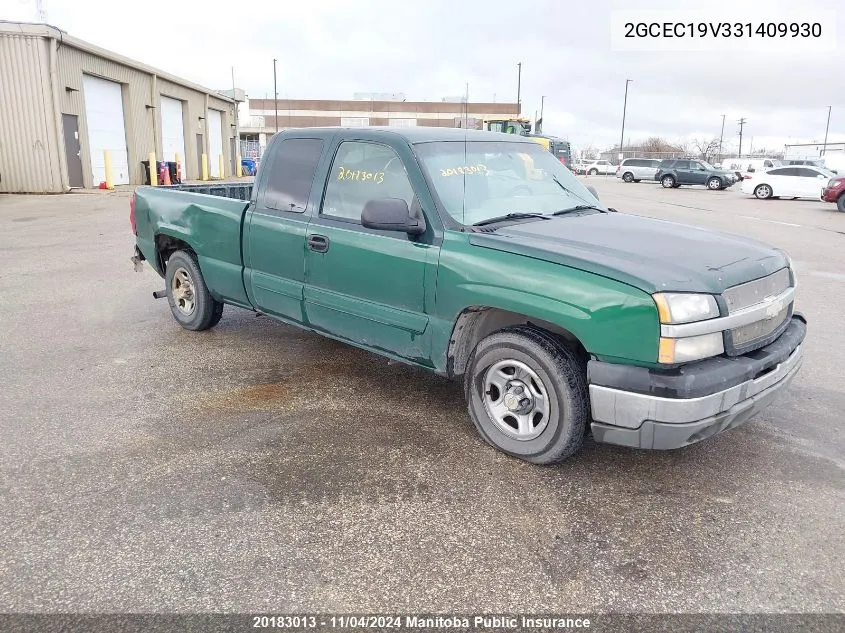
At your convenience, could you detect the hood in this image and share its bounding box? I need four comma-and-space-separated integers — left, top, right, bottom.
469, 212, 788, 294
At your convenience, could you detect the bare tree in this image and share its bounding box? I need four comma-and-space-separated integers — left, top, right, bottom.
579, 144, 599, 160
692, 137, 721, 163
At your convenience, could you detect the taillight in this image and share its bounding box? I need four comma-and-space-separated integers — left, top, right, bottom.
743, 175, 752, 180
129, 193, 137, 234
616, 165, 620, 172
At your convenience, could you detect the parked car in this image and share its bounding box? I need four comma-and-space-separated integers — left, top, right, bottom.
741, 165, 835, 200
821, 174, 845, 211
655, 159, 738, 190
585, 159, 615, 175
131, 127, 805, 464
616, 158, 661, 183
572, 160, 589, 175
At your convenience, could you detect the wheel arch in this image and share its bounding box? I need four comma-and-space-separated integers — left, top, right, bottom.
446, 306, 589, 379
154, 231, 196, 275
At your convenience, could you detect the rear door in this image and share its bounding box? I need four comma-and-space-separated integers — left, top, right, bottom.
673, 160, 692, 183
244, 136, 327, 323
303, 138, 439, 361
764, 167, 795, 196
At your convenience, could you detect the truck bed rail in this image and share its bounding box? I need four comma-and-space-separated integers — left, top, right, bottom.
157, 182, 253, 201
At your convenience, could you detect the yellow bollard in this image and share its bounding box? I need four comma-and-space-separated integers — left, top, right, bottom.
236, 154, 243, 177
201, 154, 209, 181
174, 152, 183, 183
149, 152, 158, 186
218, 154, 225, 180
104, 150, 114, 190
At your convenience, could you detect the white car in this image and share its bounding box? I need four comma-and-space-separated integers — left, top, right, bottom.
584, 159, 615, 175
741, 165, 835, 200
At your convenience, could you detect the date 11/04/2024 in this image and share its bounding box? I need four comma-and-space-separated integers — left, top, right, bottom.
624, 21, 822, 38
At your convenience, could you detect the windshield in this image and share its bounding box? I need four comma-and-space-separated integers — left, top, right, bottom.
414, 141, 604, 225
699, 161, 716, 170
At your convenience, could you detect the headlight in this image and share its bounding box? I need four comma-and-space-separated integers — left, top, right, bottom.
659, 333, 724, 364
653, 293, 720, 324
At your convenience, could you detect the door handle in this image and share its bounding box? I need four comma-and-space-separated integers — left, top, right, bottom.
307, 234, 329, 253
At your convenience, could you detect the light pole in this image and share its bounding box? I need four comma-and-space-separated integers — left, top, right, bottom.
516, 62, 522, 114
273, 59, 278, 134
719, 114, 726, 159
538, 95, 545, 134
822, 106, 832, 156
619, 79, 632, 161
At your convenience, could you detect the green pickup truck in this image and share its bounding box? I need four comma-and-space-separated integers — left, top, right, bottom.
131, 127, 806, 464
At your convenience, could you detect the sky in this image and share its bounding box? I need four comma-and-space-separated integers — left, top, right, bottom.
2, 0, 843, 154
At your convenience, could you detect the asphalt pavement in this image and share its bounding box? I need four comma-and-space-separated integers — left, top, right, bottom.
0, 180, 842, 616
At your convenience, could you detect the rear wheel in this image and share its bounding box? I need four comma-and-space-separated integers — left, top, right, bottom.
622, 172, 634, 183
754, 184, 773, 199
464, 326, 588, 465
164, 250, 224, 331
661, 175, 676, 188
707, 177, 722, 190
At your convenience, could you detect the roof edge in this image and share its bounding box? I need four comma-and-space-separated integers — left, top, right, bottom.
0, 20, 233, 103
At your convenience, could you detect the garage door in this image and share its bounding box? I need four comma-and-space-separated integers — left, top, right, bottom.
82, 75, 129, 185
208, 109, 223, 178
160, 96, 187, 180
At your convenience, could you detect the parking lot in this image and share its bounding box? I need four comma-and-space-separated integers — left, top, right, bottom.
1, 179, 843, 614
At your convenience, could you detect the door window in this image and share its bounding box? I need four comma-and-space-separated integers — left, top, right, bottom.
674, 160, 691, 170
263, 138, 324, 213
796, 168, 821, 178
321, 141, 414, 222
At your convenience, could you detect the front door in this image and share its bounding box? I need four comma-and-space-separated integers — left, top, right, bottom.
303, 140, 437, 361
244, 137, 326, 323
62, 114, 84, 188
690, 161, 709, 185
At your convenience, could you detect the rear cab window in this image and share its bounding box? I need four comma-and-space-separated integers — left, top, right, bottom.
262, 138, 324, 213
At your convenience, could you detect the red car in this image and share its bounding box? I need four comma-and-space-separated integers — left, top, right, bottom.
821, 175, 845, 212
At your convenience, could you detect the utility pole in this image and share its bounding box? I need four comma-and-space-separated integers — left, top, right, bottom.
537, 95, 545, 134
737, 117, 747, 157
719, 114, 726, 159
619, 79, 632, 162
822, 106, 832, 156
273, 59, 278, 134
516, 62, 522, 114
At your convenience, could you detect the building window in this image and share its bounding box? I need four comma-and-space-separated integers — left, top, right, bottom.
341, 117, 369, 127
388, 118, 417, 127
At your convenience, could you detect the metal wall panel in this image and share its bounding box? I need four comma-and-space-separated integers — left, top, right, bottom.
0, 34, 63, 192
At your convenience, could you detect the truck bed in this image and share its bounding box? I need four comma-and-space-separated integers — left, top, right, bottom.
133, 185, 252, 307
155, 182, 253, 201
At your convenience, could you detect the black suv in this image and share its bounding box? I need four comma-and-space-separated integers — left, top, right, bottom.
655, 159, 738, 190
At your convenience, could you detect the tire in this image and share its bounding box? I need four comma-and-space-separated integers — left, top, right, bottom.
838, 194, 845, 213
622, 172, 634, 183
707, 177, 722, 190
661, 175, 676, 188
164, 250, 224, 331
464, 326, 588, 465
754, 184, 773, 200
589, 169, 598, 176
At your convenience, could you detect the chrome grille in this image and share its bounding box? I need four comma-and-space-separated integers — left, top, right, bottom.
723, 268, 793, 353
723, 268, 790, 312
730, 305, 790, 346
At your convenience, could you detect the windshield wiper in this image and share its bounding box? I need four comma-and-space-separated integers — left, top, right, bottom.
551, 176, 609, 213
552, 204, 605, 215
472, 212, 551, 227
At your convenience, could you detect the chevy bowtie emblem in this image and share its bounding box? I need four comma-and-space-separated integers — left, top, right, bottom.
763, 295, 783, 319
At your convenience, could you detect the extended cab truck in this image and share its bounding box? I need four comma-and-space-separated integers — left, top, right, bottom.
131, 128, 806, 465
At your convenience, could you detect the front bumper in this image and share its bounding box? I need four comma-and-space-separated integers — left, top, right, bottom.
821, 187, 843, 202
588, 316, 806, 450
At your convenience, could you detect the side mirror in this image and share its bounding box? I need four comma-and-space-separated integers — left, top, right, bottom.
361, 198, 426, 235
586, 185, 599, 200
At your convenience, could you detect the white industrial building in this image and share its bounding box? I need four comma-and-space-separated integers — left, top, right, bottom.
0, 21, 238, 193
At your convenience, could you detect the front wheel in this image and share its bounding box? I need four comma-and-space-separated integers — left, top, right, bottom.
464, 326, 588, 465
661, 175, 676, 188
622, 172, 634, 183
164, 250, 224, 331
589, 169, 598, 176
838, 194, 845, 212
707, 177, 722, 190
